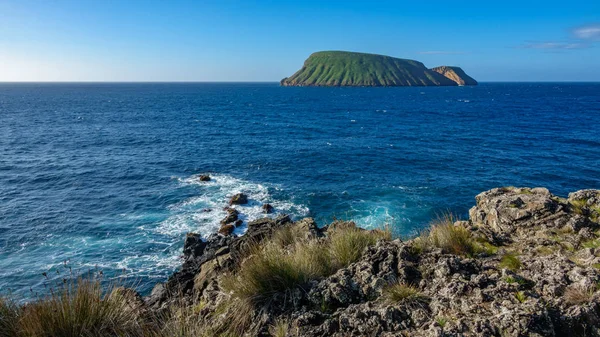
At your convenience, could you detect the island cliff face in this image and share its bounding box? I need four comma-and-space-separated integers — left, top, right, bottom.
431, 66, 478, 86
280, 51, 477, 87
143, 187, 600, 337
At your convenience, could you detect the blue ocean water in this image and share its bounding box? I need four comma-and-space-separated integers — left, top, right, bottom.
1, 82, 599, 298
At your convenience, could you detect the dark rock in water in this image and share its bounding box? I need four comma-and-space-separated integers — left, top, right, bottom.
229, 193, 248, 205
199, 175, 211, 182
202, 208, 212, 213
232, 219, 243, 227
262, 203, 274, 214
182, 233, 206, 259
220, 208, 239, 225
218, 224, 235, 236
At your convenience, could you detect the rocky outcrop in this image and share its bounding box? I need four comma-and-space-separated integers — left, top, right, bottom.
430, 66, 478, 86
144, 187, 600, 336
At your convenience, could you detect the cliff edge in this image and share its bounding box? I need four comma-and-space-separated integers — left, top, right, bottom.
138, 186, 600, 336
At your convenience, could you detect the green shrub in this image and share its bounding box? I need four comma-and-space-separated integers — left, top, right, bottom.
499, 253, 522, 271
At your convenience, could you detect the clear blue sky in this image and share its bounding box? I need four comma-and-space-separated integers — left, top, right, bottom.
0, 0, 599, 81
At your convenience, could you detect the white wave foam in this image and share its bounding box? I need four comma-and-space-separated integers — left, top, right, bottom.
156, 173, 309, 238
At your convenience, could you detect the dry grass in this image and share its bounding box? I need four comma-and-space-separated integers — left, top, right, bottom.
415, 215, 489, 257
0, 278, 151, 337
222, 240, 331, 307
0, 297, 19, 337
382, 282, 428, 308
3, 223, 391, 337
499, 253, 522, 271
0, 279, 222, 337
564, 285, 593, 306
268, 318, 290, 337
223, 224, 390, 308
328, 225, 390, 268
18, 278, 146, 337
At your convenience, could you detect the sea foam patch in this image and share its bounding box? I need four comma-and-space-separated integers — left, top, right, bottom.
155, 173, 309, 238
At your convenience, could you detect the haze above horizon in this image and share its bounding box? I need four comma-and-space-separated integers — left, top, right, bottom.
1, 0, 599, 82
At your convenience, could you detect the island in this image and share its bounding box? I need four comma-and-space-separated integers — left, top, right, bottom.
280, 50, 477, 87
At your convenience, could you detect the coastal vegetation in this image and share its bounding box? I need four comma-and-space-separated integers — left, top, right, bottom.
2, 188, 600, 336
280, 51, 477, 87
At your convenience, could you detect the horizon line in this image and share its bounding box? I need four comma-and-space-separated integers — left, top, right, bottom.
0, 80, 599, 84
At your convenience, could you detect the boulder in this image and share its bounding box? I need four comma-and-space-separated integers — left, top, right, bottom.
199, 175, 211, 182
220, 208, 239, 225
262, 203, 274, 214
229, 193, 248, 205
218, 224, 235, 236
182, 233, 206, 259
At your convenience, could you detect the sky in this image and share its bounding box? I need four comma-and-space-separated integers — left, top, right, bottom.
0, 0, 599, 82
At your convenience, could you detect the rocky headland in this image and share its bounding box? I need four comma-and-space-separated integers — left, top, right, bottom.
101, 186, 600, 336
431, 66, 478, 86
280, 51, 477, 87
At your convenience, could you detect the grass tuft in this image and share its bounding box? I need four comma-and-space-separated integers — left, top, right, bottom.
564, 285, 593, 306
499, 253, 522, 271
223, 224, 389, 308
328, 225, 390, 268
581, 238, 600, 249
416, 214, 489, 257
570, 199, 588, 215
0, 297, 19, 337
435, 317, 449, 328
382, 282, 428, 307
19, 278, 144, 337
268, 318, 290, 337
515, 291, 527, 303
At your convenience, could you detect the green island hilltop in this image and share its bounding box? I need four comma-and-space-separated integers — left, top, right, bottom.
280, 51, 477, 87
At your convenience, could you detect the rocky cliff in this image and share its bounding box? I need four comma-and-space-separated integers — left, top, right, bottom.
431, 66, 478, 86
280, 51, 467, 87
141, 187, 600, 336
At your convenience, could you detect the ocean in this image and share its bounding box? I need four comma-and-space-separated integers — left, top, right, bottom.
1, 82, 599, 298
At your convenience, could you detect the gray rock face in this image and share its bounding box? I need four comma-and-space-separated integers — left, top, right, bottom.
143, 187, 600, 336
